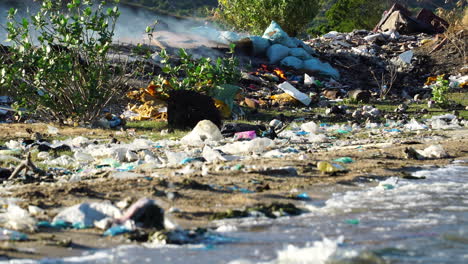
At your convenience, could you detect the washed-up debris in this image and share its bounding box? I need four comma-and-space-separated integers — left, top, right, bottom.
180, 120, 224, 147
345, 219, 360, 225
317, 161, 346, 174
404, 144, 449, 160
210, 203, 302, 220
0, 227, 28, 241
0, 204, 36, 232
333, 157, 354, 164
117, 198, 165, 230
53, 201, 122, 228
149, 228, 233, 245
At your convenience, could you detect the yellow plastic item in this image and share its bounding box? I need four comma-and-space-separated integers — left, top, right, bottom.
317, 161, 344, 174
213, 98, 231, 118
270, 93, 299, 105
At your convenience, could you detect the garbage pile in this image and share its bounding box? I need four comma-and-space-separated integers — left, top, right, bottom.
0, 107, 466, 243
234, 21, 339, 79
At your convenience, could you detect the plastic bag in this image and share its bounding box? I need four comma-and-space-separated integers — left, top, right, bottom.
53, 202, 122, 227
262, 21, 297, 48
280, 56, 304, 70
266, 44, 290, 64
278, 82, 311, 106
289, 48, 312, 60
180, 120, 224, 147
303, 58, 340, 80
300, 121, 319, 134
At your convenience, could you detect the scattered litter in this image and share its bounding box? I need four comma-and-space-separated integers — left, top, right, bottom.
278, 82, 311, 106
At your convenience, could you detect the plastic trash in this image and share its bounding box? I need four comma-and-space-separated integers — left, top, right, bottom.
364, 33, 384, 42
333, 157, 354, 163
165, 151, 189, 165
296, 193, 311, 200
323, 31, 342, 39
317, 161, 345, 174
47, 125, 59, 135
202, 146, 226, 163
300, 121, 319, 134
248, 36, 271, 55
0, 227, 28, 241
309, 134, 329, 143
28, 205, 44, 216
289, 48, 312, 60
234, 131, 257, 141
212, 84, 241, 116
0, 204, 36, 232
221, 138, 275, 155
303, 58, 340, 80
71, 136, 90, 147
448, 75, 468, 88
48, 155, 75, 167
345, 219, 360, 225
398, 50, 414, 64
278, 82, 311, 106
417, 145, 449, 159
262, 21, 297, 48
382, 184, 395, 190
112, 171, 145, 180
280, 56, 304, 70
74, 152, 94, 163
103, 225, 131, 236
94, 217, 114, 230
117, 198, 165, 229
180, 120, 224, 147
37, 220, 75, 229
5, 140, 22, 150
53, 202, 122, 227
0, 155, 21, 163
404, 118, 428, 130
116, 163, 136, 172
266, 44, 290, 64
304, 74, 315, 87
431, 117, 460, 130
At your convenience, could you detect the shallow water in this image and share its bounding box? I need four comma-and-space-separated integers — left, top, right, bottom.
5, 163, 468, 264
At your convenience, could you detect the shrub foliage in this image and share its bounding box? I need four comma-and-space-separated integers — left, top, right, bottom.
0, 0, 125, 122
215, 0, 321, 36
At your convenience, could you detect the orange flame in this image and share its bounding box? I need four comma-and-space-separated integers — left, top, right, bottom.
274, 68, 287, 80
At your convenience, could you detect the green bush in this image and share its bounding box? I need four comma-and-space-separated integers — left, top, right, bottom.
153, 45, 240, 96
432, 75, 450, 106
215, 0, 321, 36
0, 0, 125, 123
325, 0, 389, 33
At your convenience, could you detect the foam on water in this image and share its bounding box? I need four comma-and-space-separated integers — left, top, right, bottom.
4, 164, 467, 264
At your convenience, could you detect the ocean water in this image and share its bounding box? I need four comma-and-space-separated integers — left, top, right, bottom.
5, 163, 468, 264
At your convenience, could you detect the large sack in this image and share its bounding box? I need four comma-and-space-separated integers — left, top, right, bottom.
266, 44, 290, 64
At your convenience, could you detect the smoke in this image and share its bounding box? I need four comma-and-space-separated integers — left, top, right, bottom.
0, 0, 225, 48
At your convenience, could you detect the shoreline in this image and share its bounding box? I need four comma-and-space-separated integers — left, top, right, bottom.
1, 127, 467, 260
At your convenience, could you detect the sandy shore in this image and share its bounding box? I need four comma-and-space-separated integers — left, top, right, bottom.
1, 126, 467, 260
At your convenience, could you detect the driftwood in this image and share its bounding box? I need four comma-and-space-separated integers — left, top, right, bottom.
8, 152, 46, 180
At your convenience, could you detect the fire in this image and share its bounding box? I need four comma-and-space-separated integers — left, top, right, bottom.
274, 68, 287, 80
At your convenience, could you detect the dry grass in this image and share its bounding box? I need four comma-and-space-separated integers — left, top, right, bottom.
437, 4, 467, 63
